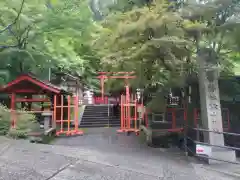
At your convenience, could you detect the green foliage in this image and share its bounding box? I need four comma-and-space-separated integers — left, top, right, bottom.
0, 104, 37, 138
92, 0, 240, 110
1, 0, 240, 113
182, 0, 240, 71
93, 0, 190, 95
0, 0, 100, 89
147, 93, 167, 112
105, 0, 151, 14
0, 105, 11, 135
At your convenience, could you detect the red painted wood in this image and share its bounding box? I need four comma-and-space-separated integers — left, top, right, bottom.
2, 74, 60, 94
12, 89, 38, 93
97, 72, 136, 103
10, 93, 16, 128
94, 96, 108, 104
15, 98, 50, 102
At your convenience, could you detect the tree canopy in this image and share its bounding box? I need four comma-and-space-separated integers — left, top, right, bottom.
0, 0, 100, 88
1, 0, 240, 108
93, 0, 240, 89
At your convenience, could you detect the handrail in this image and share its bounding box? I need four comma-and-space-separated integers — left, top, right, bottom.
186, 125, 240, 136
183, 124, 240, 165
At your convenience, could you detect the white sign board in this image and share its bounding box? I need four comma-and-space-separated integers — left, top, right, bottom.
196, 144, 212, 156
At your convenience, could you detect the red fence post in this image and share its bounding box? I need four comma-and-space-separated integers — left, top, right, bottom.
134, 94, 137, 130
10, 93, 16, 128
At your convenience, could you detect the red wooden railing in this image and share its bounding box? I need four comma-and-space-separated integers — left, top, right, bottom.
93, 96, 120, 104
93, 96, 108, 104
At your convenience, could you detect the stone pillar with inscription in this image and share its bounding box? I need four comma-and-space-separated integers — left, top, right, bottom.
197, 48, 236, 164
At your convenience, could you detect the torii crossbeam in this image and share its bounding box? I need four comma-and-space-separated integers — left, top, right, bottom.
97, 72, 136, 102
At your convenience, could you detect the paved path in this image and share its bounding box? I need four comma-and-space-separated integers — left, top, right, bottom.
0, 128, 238, 180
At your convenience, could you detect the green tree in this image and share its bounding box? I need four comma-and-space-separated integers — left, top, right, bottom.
0, 0, 100, 89
93, 0, 190, 101
93, 0, 240, 109
182, 0, 240, 71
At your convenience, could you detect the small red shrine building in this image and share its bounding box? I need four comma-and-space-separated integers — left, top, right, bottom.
0, 73, 70, 127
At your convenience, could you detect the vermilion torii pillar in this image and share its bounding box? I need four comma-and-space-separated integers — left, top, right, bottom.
97, 72, 136, 103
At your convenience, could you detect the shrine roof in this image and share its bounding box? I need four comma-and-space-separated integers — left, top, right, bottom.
0, 73, 71, 94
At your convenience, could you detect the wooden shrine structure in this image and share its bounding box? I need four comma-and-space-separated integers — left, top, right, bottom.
0, 73, 83, 136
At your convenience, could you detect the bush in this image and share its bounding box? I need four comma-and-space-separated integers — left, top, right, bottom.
8, 110, 37, 139
0, 105, 11, 135
0, 104, 37, 138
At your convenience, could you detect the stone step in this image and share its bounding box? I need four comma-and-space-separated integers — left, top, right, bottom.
80, 121, 120, 125
82, 113, 120, 117
80, 105, 120, 128
80, 120, 120, 124
80, 124, 120, 128
81, 118, 120, 121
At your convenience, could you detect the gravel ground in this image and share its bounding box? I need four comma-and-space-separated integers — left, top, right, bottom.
0, 128, 238, 180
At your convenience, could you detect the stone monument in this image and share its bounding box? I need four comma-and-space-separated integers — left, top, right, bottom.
197, 48, 236, 164
42, 111, 55, 135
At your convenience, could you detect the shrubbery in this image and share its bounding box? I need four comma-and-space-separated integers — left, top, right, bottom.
0, 105, 11, 135
0, 104, 37, 138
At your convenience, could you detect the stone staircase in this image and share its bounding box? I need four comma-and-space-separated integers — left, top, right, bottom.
79, 105, 121, 128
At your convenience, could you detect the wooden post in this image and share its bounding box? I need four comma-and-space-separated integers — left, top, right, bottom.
10, 93, 16, 128
67, 95, 71, 133
53, 95, 57, 129
74, 96, 79, 131
60, 95, 63, 133
100, 75, 104, 102
120, 94, 123, 130
134, 94, 137, 130
125, 84, 130, 129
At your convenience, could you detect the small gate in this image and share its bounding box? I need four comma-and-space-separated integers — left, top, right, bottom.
117, 94, 140, 134
53, 95, 83, 136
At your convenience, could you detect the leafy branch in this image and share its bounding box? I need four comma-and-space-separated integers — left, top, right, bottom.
0, 0, 25, 34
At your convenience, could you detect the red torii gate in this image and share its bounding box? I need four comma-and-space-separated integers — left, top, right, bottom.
97, 72, 136, 103
97, 72, 140, 134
